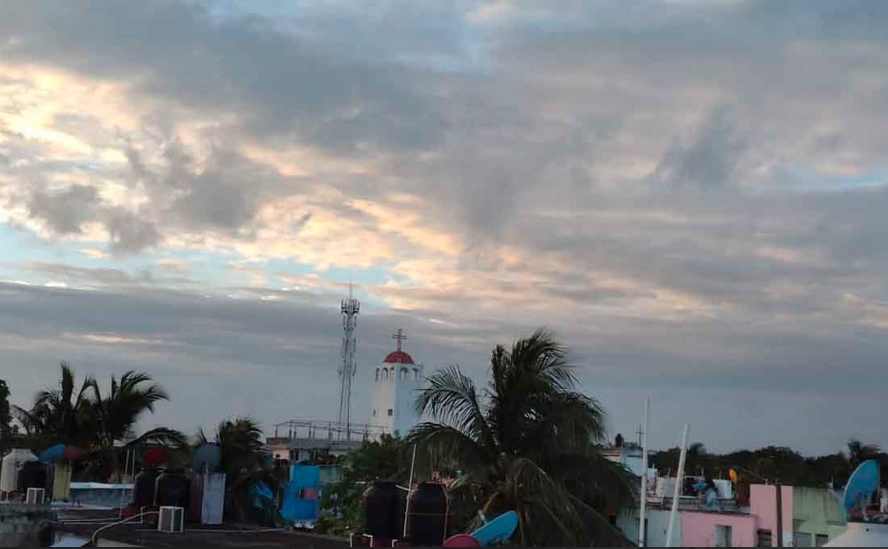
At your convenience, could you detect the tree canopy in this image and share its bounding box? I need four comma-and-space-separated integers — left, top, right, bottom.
11, 363, 185, 480
408, 328, 635, 547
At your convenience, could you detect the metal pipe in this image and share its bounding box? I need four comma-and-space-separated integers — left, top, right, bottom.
666, 423, 690, 548
403, 445, 417, 539
91, 511, 159, 545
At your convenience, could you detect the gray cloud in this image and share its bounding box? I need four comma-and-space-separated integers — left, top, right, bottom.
652, 105, 749, 189
28, 185, 100, 234
1, 0, 888, 453
105, 210, 162, 254
1, 281, 886, 453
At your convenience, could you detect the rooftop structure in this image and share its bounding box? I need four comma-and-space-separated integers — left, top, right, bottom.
370, 329, 423, 436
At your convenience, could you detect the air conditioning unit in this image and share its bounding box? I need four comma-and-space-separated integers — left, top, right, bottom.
157, 506, 184, 534
25, 488, 45, 505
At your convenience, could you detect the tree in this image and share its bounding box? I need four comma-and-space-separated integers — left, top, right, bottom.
198, 417, 276, 522
0, 379, 12, 449
12, 363, 186, 481
12, 363, 94, 448
408, 329, 634, 547
846, 439, 881, 469
89, 370, 186, 479
317, 434, 413, 536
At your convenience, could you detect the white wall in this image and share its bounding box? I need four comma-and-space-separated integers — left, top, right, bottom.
370, 363, 423, 436
618, 508, 676, 547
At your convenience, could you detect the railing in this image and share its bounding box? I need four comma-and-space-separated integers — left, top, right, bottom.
271, 419, 388, 442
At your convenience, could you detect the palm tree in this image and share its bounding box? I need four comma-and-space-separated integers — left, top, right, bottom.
89, 370, 184, 446
198, 417, 276, 522
89, 370, 187, 479
13, 364, 186, 481
408, 329, 634, 547
12, 363, 94, 447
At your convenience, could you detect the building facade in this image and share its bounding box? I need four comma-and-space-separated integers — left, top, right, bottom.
370, 330, 423, 436
618, 483, 846, 547
791, 486, 846, 547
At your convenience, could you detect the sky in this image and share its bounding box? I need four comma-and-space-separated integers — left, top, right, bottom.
1, 0, 887, 455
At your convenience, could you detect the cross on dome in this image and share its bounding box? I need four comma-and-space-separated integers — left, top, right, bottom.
384, 328, 414, 364
392, 328, 407, 351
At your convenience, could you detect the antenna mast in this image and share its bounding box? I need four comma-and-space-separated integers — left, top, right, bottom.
338, 281, 360, 441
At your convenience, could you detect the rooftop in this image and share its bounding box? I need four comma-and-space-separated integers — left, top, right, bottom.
54, 509, 348, 548
383, 350, 414, 364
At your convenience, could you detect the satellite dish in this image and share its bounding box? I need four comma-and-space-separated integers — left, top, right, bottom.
728, 468, 738, 483
470, 511, 519, 547
843, 459, 880, 519
38, 444, 66, 463
192, 443, 221, 472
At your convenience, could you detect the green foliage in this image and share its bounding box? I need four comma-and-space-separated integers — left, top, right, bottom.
11, 362, 186, 480
199, 417, 279, 523
317, 434, 412, 537
407, 328, 635, 547
653, 439, 888, 490
0, 379, 12, 447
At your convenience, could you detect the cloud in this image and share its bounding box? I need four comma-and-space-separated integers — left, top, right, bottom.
1, 0, 888, 452
652, 104, 749, 188
28, 184, 100, 234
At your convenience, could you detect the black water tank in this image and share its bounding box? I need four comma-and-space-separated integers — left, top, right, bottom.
17, 461, 47, 492
154, 468, 191, 509
405, 482, 448, 545
362, 480, 402, 539
134, 467, 161, 508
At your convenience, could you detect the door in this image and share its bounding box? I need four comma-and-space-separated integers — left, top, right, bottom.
714, 525, 733, 547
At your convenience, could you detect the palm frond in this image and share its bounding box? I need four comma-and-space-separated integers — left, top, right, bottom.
414, 366, 498, 454
507, 327, 576, 391
128, 427, 189, 449
407, 422, 489, 475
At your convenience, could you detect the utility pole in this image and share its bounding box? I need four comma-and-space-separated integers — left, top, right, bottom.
776, 480, 783, 548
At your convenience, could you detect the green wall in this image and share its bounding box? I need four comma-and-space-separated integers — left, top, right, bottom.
792, 486, 846, 546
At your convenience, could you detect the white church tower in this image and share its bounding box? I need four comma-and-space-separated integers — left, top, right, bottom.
370, 329, 423, 437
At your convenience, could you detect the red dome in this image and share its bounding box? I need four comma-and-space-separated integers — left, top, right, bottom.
384, 350, 415, 364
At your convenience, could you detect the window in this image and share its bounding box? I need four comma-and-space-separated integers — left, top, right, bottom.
387, 409, 393, 416
372, 409, 376, 417
414, 368, 419, 380
375, 368, 380, 381
756, 530, 772, 548
815, 534, 829, 547
714, 525, 732, 548
793, 532, 812, 547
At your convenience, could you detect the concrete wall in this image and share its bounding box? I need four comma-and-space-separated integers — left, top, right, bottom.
750, 484, 794, 547
792, 487, 846, 546
681, 511, 757, 547
371, 362, 422, 436
69, 483, 133, 508
617, 508, 675, 547
0, 503, 55, 546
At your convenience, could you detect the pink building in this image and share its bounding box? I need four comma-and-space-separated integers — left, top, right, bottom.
750, 484, 794, 547
680, 484, 794, 547
681, 512, 757, 547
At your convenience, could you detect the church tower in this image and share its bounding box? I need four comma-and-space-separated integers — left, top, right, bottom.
370, 329, 423, 436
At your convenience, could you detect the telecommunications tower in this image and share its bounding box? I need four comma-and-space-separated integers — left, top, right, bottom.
337, 283, 360, 440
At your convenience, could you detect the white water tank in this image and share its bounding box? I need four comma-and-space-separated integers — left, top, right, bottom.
714, 479, 734, 499
0, 448, 39, 493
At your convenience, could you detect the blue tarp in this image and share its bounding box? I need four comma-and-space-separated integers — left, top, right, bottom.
279, 465, 320, 523
249, 481, 274, 509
